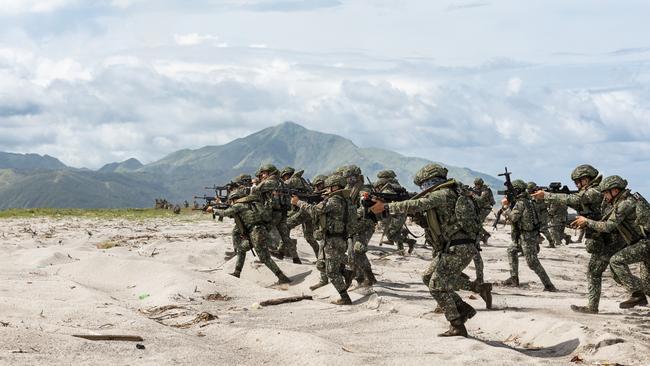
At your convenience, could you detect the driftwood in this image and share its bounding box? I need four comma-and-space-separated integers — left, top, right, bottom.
260, 295, 313, 307
72, 335, 144, 342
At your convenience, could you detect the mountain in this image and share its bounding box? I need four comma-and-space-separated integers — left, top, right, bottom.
142, 122, 502, 199
0, 152, 67, 172
98, 158, 144, 173
0, 122, 502, 208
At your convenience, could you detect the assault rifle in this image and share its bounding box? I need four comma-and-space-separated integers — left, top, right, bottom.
193, 195, 229, 213
493, 167, 517, 229
282, 188, 325, 204
537, 182, 579, 194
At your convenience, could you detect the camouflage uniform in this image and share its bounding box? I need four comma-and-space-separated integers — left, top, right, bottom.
228, 175, 253, 271
374, 170, 414, 254
337, 165, 377, 286
386, 164, 484, 337
255, 164, 300, 263
296, 175, 356, 305
505, 180, 556, 291
283, 168, 319, 256
543, 165, 619, 312
547, 201, 571, 246
528, 182, 554, 247
471, 178, 494, 284
583, 176, 650, 308
213, 191, 290, 283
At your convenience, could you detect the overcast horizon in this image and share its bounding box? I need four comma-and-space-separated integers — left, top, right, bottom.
1, 0, 649, 192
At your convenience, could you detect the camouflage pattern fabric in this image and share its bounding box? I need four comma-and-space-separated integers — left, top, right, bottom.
544, 175, 609, 310
255, 174, 298, 258
287, 206, 319, 256
547, 201, 569, 246
585, 189, 649, 295
388, 183, 477, 324
533, 200, 555, 246
297, 190, 354, 294
506, 194, 555, 288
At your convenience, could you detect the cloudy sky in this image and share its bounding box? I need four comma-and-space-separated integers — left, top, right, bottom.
1, 0, 649, 192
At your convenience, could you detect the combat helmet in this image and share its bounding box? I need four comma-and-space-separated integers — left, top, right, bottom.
312, 174, 327, 186
527, 182, 538, 192
229, 188, 249, 201
256, 163, 278, 177
324, 175, 347, 189
413, 163, 448, 186
336, 165, 361, 178
377, 170, 397, 179
232, 174, 252, 186
511, 179, 527, 193
571, 164, 599, 181
474, 177, 484, 186
599, 175, 628, 192
280, 166, 295, 178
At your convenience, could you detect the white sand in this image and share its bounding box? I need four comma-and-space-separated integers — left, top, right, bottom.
1, 214, 648, 365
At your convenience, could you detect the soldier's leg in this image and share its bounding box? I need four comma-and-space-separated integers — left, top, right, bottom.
286, 209, 303, 230
473, 250, 484, 284
541, 228, 555, 248
549, 225, 563, 248
276, 216, 300, 263
428, 244, 477, 335
386, 215, 407, 251
641, 260, 650, 296
324, 238, 352, 304
250, 226, 290, 282
609, 240, 650, 295
586, 251, 611, 312
302, 218, 319, 257
231, 227, 246, 277
507, 241, 520, 280
521, 232, 555, 288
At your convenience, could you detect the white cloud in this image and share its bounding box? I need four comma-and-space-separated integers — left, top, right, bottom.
0, 0, 77, 14
506, 77, 522, 96
173, 33, 220, 46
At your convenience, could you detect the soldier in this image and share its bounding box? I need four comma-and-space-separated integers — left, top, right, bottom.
573, 175, 650, 309
370, 163, 491, 337
224, 174, 253, 276
292, 175, 356, 305
284, 168, 320, 257
547, 200, 572, 246
527, 182, 555, 248
210, 188, 291, 284
254, 164, 301, 264
374, 170, 415, 255
502, 179, 557, 292
337, 165, 377, 287
532, 164, 620, 313
472, 177, 495, 245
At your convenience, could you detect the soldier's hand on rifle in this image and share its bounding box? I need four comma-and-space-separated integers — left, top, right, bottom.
501, 198, 509, 208
206, 206, 213, 213
290, 195, 299, 206
369, 200, 386, 214
531, 190, 545, 200
571, 216, 588, 229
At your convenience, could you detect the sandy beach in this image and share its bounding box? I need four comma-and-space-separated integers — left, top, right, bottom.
1, 213, 648, 365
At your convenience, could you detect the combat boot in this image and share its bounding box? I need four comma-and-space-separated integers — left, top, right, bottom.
229, 271, 241, 278
503, 276, 519, 287
275, 273, 292, 285
478, 283, 493, 309
359, 268, 377, 287
570, 304, 598, 314
309, 280, 329, 291
292, 257, 302, 264
458, 301, 477, 321
406, 238, 416, 254
380, 239, 394, 246
271, 250, 284, 260
438, 319, 468, 337
544, 284, 559, 292
343, 268, 355, 290
619, 292, 648, 309
332, 292, 352, 305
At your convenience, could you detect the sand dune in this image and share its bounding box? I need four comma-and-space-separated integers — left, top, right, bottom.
0, 214, 648, 365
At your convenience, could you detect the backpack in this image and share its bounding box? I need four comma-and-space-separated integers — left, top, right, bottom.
632, 192, 650, 234
453, 185, 483, 240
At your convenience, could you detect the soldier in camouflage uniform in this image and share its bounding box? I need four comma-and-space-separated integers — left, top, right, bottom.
527, 182, 555, 248
211, 189, 291, 284
282, 167, 320, 257
337, 165, 377, 287
547, 200, 572, 246
472, 177, 495, 246
370, 163, 491, 337
503, 180, 557, 291
573, 175, 650, 309
374, 170, 416, 255
226, 174, 253, 276
532, 164, 620, 313
292, 175, 356, 305
254, 164, 301, 264
298, 174, 331, 290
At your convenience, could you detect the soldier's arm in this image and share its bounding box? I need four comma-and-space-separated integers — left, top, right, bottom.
386, 190, 446, 215
505, 200, 524, 223
296, 199, 328, 217
585, 199, 635, 233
